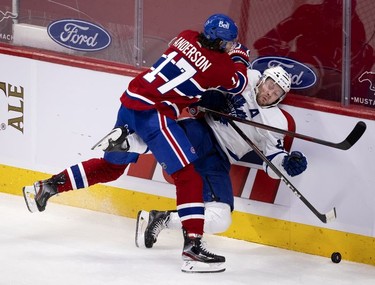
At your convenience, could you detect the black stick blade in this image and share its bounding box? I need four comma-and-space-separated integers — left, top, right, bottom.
338, 121, 367, 150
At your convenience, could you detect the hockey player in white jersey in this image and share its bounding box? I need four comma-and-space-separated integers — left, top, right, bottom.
127, 66, 307, 252
205, 66, 301, 179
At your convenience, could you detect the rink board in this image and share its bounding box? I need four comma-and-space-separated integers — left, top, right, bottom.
1, 164, 374, 267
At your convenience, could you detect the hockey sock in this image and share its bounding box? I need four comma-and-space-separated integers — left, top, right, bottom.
172, 164, 204, 236
56, 158, 128, 192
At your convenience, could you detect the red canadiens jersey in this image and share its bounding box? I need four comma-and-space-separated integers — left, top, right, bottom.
121, 30, 247, 119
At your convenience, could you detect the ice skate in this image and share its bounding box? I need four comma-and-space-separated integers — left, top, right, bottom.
23, 173, 65, 213
91, 126, 129, 152
181, 229, 226, 273
141, 210, 172, 248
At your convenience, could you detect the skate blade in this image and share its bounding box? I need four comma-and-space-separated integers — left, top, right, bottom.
135, 210, 149, 248
181, 260, 226, 273
91, 128, 123, 151
22, 186, 39, 213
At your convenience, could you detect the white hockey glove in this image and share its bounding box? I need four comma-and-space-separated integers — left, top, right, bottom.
282, 151, 307, 177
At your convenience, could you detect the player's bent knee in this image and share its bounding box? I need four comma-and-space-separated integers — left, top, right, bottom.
203, 202, 232, 234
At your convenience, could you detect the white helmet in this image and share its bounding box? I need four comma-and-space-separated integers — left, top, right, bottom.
258, 66, 291, 107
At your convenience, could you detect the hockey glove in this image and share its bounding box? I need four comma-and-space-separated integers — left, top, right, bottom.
228, 43, 250, 67
188, 90, 228, 116
282, 151, 307, 177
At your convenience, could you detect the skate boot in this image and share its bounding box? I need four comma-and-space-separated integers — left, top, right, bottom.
23, 173, 65, 213
144, 210, 172, 248
91, 126, 130, 152
181, 229, 226, 273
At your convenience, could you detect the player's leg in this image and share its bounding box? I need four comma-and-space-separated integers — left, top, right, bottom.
132, 110, 225, 271
139, 118, 232, 244
23, 105, 139, 213
132, 111, 205, 236
23, 157, 132, 213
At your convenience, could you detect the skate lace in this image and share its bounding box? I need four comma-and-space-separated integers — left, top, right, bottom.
198, 240, 218, 257
150, 217, 168, 239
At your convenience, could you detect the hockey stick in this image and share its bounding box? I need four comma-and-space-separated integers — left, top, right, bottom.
198, 107, 366, 150
227, 119, 336, 223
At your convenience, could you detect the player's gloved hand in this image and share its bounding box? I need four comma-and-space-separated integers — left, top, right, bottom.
188, 90, 228, 116
228, 43, 250, 67
282, 151, 307, 177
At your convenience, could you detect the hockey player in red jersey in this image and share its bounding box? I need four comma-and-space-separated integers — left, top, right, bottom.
23, 14, 249, 273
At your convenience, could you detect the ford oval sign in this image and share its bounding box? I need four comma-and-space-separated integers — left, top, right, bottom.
47, 19, 111, 52
251, 56, 317, 89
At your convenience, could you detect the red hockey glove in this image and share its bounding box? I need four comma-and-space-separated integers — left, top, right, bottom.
228, 43, 250, 67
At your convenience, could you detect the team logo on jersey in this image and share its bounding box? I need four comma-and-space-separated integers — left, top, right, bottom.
47, 19, 111, 52
215, 94, 247, 125
251, 56, 317, 89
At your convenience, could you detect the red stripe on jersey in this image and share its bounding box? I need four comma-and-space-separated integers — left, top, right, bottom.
158, 113, 191, 167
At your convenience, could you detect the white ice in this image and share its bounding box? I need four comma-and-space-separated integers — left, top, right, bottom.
1, 192, 375, 285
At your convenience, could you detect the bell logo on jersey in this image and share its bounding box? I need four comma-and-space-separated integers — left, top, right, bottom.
218, 20, 230, 29
48, 19, 111, 52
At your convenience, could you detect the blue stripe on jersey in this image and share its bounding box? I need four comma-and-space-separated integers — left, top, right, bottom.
177, 204, 205, 220
70, 164, 85, 189
151, 55, 166, 69
175, 77, 205, 97
160, 61, 205, 96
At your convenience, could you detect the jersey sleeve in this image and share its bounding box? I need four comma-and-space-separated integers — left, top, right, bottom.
259, 112, 290, 179
214, 61, 248, 95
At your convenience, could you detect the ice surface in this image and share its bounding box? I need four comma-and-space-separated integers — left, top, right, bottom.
1, 193, 374, 285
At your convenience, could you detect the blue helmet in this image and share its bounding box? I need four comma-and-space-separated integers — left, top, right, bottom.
203, 14, 238, 42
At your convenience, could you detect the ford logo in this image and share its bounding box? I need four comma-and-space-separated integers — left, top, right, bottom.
251, 56, 317, 89
47, 19, 111, 52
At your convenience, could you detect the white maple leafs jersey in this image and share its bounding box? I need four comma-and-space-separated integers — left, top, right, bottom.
205, 69, 289, 179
